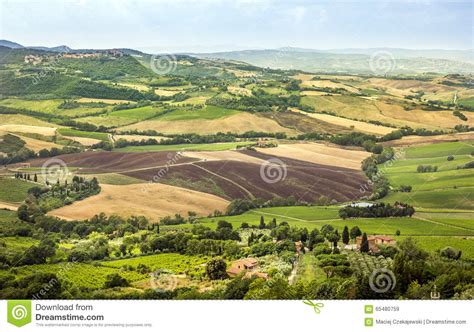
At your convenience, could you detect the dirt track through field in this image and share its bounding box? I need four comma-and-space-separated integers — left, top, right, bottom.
0, 202, 19, 211
192, 163, 256, 200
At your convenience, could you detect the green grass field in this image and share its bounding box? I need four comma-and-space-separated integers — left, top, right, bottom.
381, 141, 474, 210
415, 212, 474, 230
0, 209, 18, 223
57, 128, 110, 141
78, 106, 166, 128
458, 97, 474, 108
102, 253, 210, 275
85, 173, 145, 185
114, 141, 254, 152
1, 262, 145, 289
0, 98, 109, 118
0, 177, 40, 203
0, 236, 38, 251
157, 105, 240, 121
398, 236, 474, 259
383, 155, 472, 173
386, 169, 473, 191
294, 254, 326, 284
402, 141, 473, 159
174, 206, 474, 236
169, 205, 474, 257
108, 105, 163, 120
383, 187, 473, 210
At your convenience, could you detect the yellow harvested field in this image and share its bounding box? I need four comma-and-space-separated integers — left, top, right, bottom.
0, 124, 57, 136
155, 89, 180, 96
228, 86, 253, 96
48, 183, 230, 221
68, 136, 102, 146
0, 114, 57, 127
256, 142, 371, 170
77, 98, 131, 104
182, 151, 264, 164
301, 95, 470, 130
382, 132, 474, 147
291, 109, 394, 135
117, 83, 149, 91
301, 90, 332, 96
293, 73, 363, 82
171, 96, 208, 106
364, 78, 456, 98
375, 101, 473, 129
120, 113, 299, 135
300, 79, 359, 93
13, 134, 61, 152
227, 69, 257, 77
113, 134, 168, 142
292, 73, 315, 81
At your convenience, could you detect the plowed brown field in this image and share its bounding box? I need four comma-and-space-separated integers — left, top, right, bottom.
28, 151, 197, 173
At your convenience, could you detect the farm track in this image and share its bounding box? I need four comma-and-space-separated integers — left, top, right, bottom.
413, 215, 474, 232
250, 210, 342, 223
0, 201, 19, 211
192, 163, 256, 200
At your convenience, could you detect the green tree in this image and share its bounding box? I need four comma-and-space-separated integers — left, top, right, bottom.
223, 276, 253, 299
350, 226, 362, 240
206, 258, 227, 280
104, 273, 129, 288
393, 238, 429, 293
269, 218, 277, 229
360, 233, 369, 253
342, 226, 350, 245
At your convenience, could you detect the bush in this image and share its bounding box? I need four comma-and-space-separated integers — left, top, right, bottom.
206, 258, 227, 280
417, 165, 438, 173
313, 243, 331, 255
460, 161, 474, 169
399, 185, 412, 192
104, 273, 129, 288
447, 155, 454, 161
440, 247, 461, 260
453, 110, 468, 121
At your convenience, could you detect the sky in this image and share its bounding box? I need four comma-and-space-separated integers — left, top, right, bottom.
0, 0, 472, 53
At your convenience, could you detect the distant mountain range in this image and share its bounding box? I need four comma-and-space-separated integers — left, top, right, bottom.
1, 39, 472, 75
0, 40, 144, 56
270, 47, 473, 63
193, 48, 474, 75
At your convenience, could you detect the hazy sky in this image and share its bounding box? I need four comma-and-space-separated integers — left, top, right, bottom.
0, 0, 472, 52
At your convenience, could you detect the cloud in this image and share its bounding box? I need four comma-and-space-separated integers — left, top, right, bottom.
288, 6, 307, 22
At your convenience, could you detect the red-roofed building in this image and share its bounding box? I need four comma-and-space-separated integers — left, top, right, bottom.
227, 258, 268, 279
356, 235, 396, 253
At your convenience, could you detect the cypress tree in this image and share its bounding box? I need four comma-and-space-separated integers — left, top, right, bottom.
360, 233, 369, 253
342, 226, 350, 244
